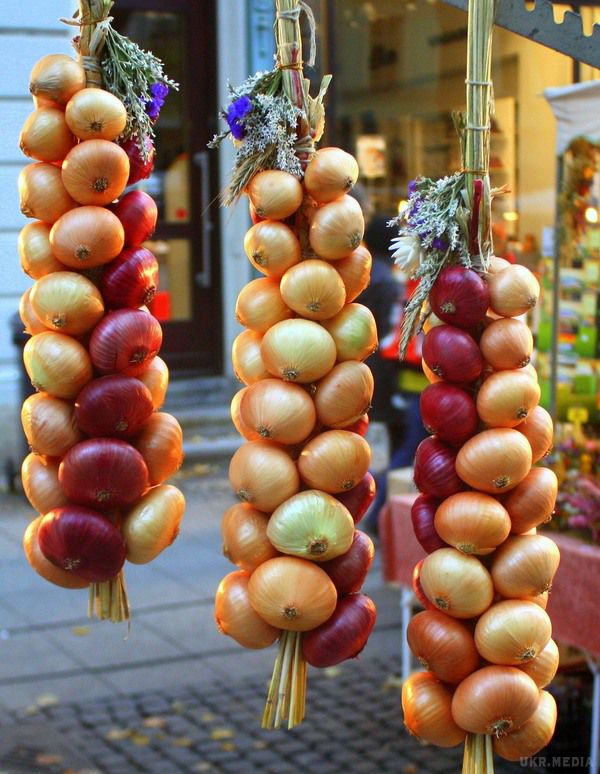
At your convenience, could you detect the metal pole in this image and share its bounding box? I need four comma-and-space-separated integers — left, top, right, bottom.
549, 155, 563, 421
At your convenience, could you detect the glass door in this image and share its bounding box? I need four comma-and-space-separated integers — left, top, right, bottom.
112, 0, 222, 374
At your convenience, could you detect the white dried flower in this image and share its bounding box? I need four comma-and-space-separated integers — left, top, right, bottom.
390, 235, 422, 273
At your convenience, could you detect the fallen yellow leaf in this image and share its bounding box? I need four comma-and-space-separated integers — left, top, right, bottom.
130, 732, 151, 746
35, 753, 63, 765
71, 626, 91, 637
210, 727, 234, 741
172, 737, 193, 748
143, 716, 167, 729
105, 728, 132, 741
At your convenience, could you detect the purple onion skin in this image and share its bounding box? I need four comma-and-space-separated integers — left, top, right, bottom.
321, 530, 375, 594
413, 436, 465, 499
89, 309, 162, 377
334, 472, 376, 524
75, 375, 154, 438
38, 505, 126, 582
429, 266, 490, 329
410, 493, 447, 553
101, 247, 159, 309
419, 382, 479, 447
303, 594, 377, 668
422, 325, 483, 385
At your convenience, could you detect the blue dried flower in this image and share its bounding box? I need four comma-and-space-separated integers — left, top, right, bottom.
150, 82, 169, 100
226, 95, 252, 140
144, 82, 169, 120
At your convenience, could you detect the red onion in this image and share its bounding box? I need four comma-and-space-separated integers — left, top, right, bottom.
75, 375, 154, 438
321, 530, 375, 594
343, 413, 369, 437
429, 266, 490, 328
420, 382, 478, 446
120, 136, 155, 185
422, 325, 483, 384
101, 247, 159, 309
111, 190, 158, 247
37, 505, 126, 582
334, 472, 376, 524
413, 436, 464, 498
410, 494, 447, 553
59, 438, 149, 510
303, 593, 377, 667
89, 308, 162, 377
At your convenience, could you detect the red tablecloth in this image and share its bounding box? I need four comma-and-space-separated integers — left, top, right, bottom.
379, 494, 600, 658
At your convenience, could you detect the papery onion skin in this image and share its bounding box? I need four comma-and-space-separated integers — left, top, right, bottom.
111, 190, 158, 247
232, 329, 271, 385
20, 288, 47, 335
304, 147, 359, 204
261, 318, 337, 383
100, 247, 160, 309
491, 534, 560, 598
122, 485, 185, 564
493, 690, 557, 762
451, 666, 540, 736
334, 244, 372, 302
429, 266, 490, 329
38, 505, 126, 582
411, 494, 447, 553
235, 276, 293, 333
21, 453, 68, 514
215, 570, 280, 649
474, 600, 552, 665
24, 515, 88, 589
18, 162, 77, 223
321, 303, 378, 362
455, 428, 532, 493
515, 405, 553, 463
333, 472, 376, 524
221, 503, 279, 572
133, 412, 184, 486
303, 593, 376, 667
239, 378, 316, 444
75, 375, 154, 438
247, 169, 303, 220
280, 258, 347, 321
309, 195, 365, 260
480, 317, 534, 370
61, 139, 130, 206
243, 220, 301, 278
517, 638, 559, 689
320, 530, 375, 594
267, 489, 355, 562
89, 309, 162, 377
314, 360, 374, 429
21, 392, 81, 458
503, 467, 558, 534
65, 87, 127, 141
137, 355, 169, 410
476, 369, 541, 428
24, 331, 93, 399
488, 264, 540, 317
50, 205, 125, 268
420, 547, 494, 619
247, 556, 337, 632
298, 429, 371, 493
18, 221, 64, 280
402, 672, 466, 748
422, 325, 483, 384
229, 440, 300, 513
59, 438, 149, 511
19, 107, 76, 162
29, 54, 86, 105
419, 383, 478, 446
434, 491, 511, 555
29, 271, 105, 336
407, 610, 480, 685
413, 436, 464, 499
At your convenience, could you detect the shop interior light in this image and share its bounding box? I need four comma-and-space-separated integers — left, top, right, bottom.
502, 210, 519, 222
397, 198, 409, 215
584, 206, 599, 224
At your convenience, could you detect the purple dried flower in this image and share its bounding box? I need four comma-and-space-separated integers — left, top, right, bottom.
226, 95, 252, 140
150, 82, 169, 100
144, 82, 169, 120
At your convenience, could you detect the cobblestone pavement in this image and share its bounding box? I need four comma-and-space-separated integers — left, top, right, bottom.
0, 655, 528, 774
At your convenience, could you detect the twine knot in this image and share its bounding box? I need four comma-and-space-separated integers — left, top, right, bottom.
276, 1, 317, 67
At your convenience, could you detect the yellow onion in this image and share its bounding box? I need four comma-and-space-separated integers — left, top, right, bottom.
476, 369, 541, 428
137, 355, 169, 410
243, 220, 301, 278
407, 610, 480, 685
230, 386, 251, 437
493, 690, 557, 762
24, 331, 93, 399
29, 54, 86, 105
229, 440, 300, 513
422, 358, 442, 384
23, 516, 88, 589
491, 534, 560, 598
488, 264, 540, 317
517, 638, 559, 689
474, 600, 552, 665
122, 485, 185, 564
402, 672, 466, 748
422, 311, 446, 333
503, 467, 558, 534
456, 428, 532, 493
18, 221, 64, 280
21, 453, 68, 514
246, 170, 303, 220
434, 491, 511, 555
231, 329, 270, 384
304, 147, 359, 204
61, 139, 130, 206
235, 277, 292, 333
238, 378, 316, 444
133, 413, 184, 486
261, 318, 337, 382
247, 556, 337, 631
18, 162, 77, 223
221, 503, 278, 571
21, 392, 81, 457
488, 255, 511, 274
29, 271, 104, 336
515, 405, 553, 463
321, 303, 378, 362
19, 289, 47, 335
19, 107, 76, 162
309, 195, 365, 260
65, 87, 127, 141
280, 259, 346, 321
50, 206, 125, 268
314, 360, 373, 428
419, 547, 494, 619
480, 317, 534, 370
451, 666, 540, 736
334, 244, 372, 302
267, 489, 354, 561
215, 570, 280, 649
298, 430, 371, 493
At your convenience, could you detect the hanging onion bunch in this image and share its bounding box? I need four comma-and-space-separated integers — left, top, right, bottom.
18, 25, 183, 626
